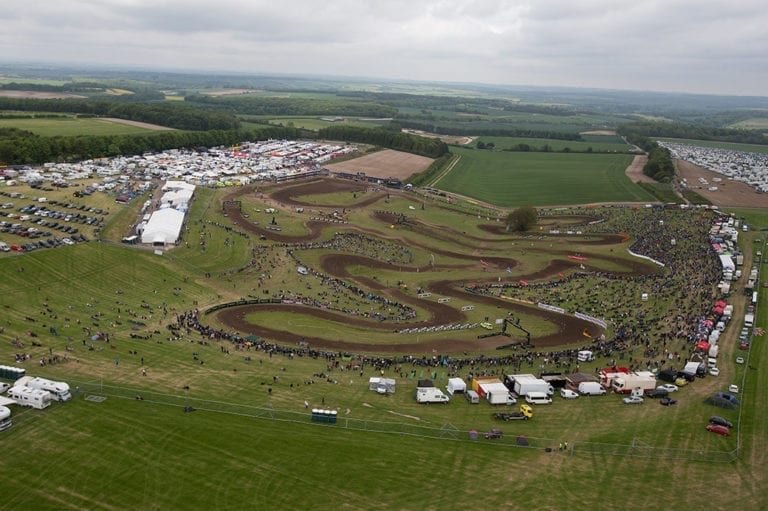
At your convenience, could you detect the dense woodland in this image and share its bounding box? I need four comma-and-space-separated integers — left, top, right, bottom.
317, 125, 448, 158
0, 98, 240, 131
0, 126, 299, 165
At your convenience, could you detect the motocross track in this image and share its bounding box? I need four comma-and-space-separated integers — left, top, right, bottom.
213, 177, 656, 353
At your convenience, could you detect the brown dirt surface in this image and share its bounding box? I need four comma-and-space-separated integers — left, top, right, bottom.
402, 129, 475, 145
99, 118, 175, 131
625, 155, 655, 183
325, 149, 434, 180
676, 160, 768, 208
0, 90, 85, 99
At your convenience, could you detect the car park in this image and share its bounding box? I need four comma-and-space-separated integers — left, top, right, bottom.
623, 396, 644, 405
706, 424, 730, 436
709, 416, 734, 428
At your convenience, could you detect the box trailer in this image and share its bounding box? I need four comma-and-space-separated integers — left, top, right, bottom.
16, 376, 72, 401
0, 405, 11, 432
7, 386, 51, 409
510, 375, 555, 397
416, 387, 449, 404
611, 371, 657, 394
482, 382, 516, 405
446, 377, 467, 395
709, 345, 720, 358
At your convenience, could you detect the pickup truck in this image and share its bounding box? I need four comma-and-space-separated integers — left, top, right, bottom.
493, 404, 534, 421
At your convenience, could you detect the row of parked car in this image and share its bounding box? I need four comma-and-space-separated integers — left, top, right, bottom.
17, 204, 103, 227
0, 234, 87, 253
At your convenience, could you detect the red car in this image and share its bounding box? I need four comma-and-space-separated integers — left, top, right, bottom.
706, 424, 730, 436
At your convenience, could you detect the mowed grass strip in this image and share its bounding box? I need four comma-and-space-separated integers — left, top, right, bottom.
437, 148, 652, 207
475, 135, 630, 153
0, 116, 154, 136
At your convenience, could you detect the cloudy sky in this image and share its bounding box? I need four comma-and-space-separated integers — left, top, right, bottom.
1, 0, 766, 96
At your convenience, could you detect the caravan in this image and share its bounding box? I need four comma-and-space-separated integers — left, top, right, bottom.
7, 386, 51, 409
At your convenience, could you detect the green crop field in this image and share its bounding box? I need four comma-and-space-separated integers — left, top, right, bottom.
727, 118, 768, 131
0, 176, 767, 510
475, 135, 630, 153
0, 116, 155, 136
657, 137, 768, 154
433, 148, 652, 206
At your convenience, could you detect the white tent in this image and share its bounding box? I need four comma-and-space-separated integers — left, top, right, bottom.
446, 377, 467, 395
141, 208, 185, 245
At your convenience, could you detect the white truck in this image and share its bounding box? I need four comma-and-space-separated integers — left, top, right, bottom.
611, 371, 656, 394
16, 376, 72, 401
511, 375, 555, 397
745, 313, 755, 328
7, 386, 51, 409
0, 405, 11, 431
416, 387, 449, 404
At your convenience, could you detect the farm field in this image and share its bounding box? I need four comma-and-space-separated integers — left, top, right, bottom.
0, 174, 766, 510
0, 116, 156, 136
475, 135, 631, 153
434, 147, 652, 206
727, 118, 768, 131
324, 149, 434, 179
266, 117, 388, 130
657, 137, 768, 154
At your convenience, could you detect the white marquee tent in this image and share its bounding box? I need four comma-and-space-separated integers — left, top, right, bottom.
141, 208, 185, 245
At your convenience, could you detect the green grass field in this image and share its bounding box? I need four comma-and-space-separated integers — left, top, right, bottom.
0, 116, 155, 136
475, 135, 630, 153
657, 137, 768, 154
434, 148, 652, 206
727, 118, 768, 131
0, 180, 767, 510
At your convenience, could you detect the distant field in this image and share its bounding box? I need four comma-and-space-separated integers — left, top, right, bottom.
0, 116, 155, 136
657, 137, 768, 154
727, 118, 768, 131
435, 148, 650, 206
475, 135, 630, 153
267, 117, 388, 130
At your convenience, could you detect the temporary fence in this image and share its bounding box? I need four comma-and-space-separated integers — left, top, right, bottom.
73, 380, 557, 451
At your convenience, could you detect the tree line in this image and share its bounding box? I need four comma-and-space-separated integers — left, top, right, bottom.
0, 98, 240, 131
395, 120, 583, 140
186, 95, 398, 118
619, 121, 768, 146
0, 126, 300, 165
316, 125, 449, 158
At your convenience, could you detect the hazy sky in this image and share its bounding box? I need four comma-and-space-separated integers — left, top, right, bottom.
1, 0, 766, 95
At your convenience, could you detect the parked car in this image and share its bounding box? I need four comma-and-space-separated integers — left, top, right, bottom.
657, 384, 679, 393
736, 357, 745, 365
484, 428, 504, 440
715, 392, 740, 405
660, 397, 678, 406
709, 416, 734, 429
560, 389, 579, 399
647, 388, 669, 399
728, 384, 740, 394
675, 377, 689, 387
623, 396, 644, 405
709, 367, 720, 377
706, 424, 730, 436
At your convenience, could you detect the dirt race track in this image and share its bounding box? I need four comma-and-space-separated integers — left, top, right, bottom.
212, 178, 659, 353
677, 160, 768, 208
324, 149, 434, 180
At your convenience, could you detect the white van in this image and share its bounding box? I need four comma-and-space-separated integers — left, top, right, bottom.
707, 357, 718, 368
578, 381, 607, 396
465, 390, 479, 404
525, 392, 553, 405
